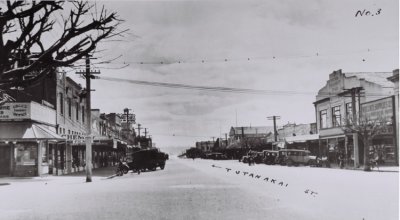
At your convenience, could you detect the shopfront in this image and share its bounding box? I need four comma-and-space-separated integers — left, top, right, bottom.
0, 122, 63, 176
319, 136, 356, 167
361, 96, 398, 165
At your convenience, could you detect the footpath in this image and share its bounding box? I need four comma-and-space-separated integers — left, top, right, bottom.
64, 166, 117, 177
0, 166, 117, 186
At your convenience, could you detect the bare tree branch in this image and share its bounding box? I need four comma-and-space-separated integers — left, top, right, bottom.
0, 0, 124, 89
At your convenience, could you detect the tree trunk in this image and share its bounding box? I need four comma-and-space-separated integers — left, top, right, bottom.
363, 137, 371, 171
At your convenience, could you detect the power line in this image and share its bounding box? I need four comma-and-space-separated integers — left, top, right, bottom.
102, 47, 395, 66
98, 76, 395, 97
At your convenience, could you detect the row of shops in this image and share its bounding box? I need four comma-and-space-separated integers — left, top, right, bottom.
198, 69, 399, 167
0, 121, 132, 177
0, 71, 144, 177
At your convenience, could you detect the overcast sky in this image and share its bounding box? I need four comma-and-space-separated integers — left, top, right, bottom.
69, 0, 398, 150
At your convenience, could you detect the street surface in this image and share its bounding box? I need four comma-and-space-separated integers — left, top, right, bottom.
0, 157, 398, 220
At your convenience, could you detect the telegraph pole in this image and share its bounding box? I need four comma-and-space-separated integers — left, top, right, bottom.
267, 116, 281, 142
149, 135, 152, 148
351, 87, 363, 168
137, 124, 141, 137
76, 54, 100, 183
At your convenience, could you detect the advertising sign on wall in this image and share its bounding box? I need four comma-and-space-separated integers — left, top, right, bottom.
120, 113, 135, 124
0, 103, 30, 120
0, 102, 56, 125
361, 97, 394, 121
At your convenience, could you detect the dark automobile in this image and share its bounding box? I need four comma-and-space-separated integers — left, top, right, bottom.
127, 149, 167, 172
276, 149, 312, 166
240, 150, 259, 163
262, 150, 278, 165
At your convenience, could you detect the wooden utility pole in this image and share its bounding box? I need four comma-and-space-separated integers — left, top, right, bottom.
76, 55, 100, 183
351, 88, 359, 168
137, 124, 141, 137
267, 116, 281, 142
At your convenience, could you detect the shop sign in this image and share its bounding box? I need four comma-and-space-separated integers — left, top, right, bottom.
361, 97, 393, 121
0, 103, 30, 120
121, 113, 135, 123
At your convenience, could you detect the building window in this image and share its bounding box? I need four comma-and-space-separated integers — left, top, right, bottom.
76, 103, 79, 121
346, 103, 352, 119
82, 106, 85, 123
332, 106, 341, 127
67, 98, 72, 118
59, 93, 64, 115
320, 109, 327, 129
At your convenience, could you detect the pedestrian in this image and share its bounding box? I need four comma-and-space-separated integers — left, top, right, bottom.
338, 152, 344, 169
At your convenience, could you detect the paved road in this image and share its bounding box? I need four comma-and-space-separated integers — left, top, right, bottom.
0, 158, 318, 220
1, 157, 398, 220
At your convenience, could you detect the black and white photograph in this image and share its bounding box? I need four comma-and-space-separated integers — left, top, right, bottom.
0, 0, 399, 219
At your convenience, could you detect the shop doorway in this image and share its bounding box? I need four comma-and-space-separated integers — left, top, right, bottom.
0, 145, 11, 175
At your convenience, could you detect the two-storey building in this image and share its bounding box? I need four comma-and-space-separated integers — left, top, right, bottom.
314, 69, 396, 167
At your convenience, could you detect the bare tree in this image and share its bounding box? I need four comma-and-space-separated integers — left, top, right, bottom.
0, 1, 124, 89
342, 114, 390, 171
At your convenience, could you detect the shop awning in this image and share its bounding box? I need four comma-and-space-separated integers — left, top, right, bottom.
0, 122, 63, 141
284, 134, 319, 144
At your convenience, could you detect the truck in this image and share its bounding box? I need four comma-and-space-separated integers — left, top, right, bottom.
127, 149, 167, 172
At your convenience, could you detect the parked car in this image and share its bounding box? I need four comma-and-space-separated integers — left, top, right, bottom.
253, 152, 264, 164
276, 149, 312, 166
240, 150, 259, 163
240, 155, 250, 163
262, 150, 278, 165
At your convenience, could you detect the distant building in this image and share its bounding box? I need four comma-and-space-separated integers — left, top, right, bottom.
196, 141, 215, 152
276, 122, 319, 153
277, 122, 317, 140
228, 126, 275, 144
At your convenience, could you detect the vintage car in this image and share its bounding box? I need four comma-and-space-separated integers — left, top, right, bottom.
127, 149, 167, 172
276, 149, 313, 166
262, 150, 278, 165
240, 150, 258, 163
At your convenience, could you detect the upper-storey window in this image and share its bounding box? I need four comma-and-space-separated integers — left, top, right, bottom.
59, 93, 64, 115
332, 106, 341, 127
76, 102, 79, 121
346, 103, 352, 119
67, 98, 72, 118
82, 106, 85, 123
320, 109, 327, 129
